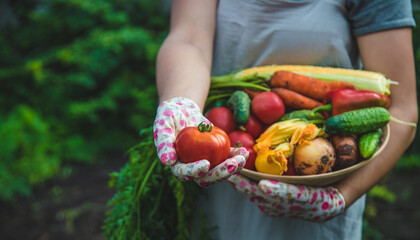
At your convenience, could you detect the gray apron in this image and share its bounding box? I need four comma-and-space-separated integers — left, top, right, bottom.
193, 0, 366, 239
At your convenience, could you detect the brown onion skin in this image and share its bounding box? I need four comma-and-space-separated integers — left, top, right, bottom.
293, 138, 336, 175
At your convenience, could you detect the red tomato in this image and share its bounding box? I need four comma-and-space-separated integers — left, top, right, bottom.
228, 131, 254, 148
283, 160, 297, 176
244, 147, 257, 171
205, 107, 236, 133
251, 91, 285, 125
243, 114, 264, 139
175, 122, 230, 169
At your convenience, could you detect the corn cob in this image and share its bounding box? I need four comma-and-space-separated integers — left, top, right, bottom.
226, 65, 397, 95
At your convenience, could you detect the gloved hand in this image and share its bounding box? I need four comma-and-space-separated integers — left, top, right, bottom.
226, 174, 346, 221
153, 97, 248, 187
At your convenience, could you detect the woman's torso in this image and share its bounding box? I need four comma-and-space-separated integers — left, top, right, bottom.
199, 0, 366, 239
211, 0, 360, 75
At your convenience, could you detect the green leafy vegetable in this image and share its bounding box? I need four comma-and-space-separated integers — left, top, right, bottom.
103, 127, 206, 240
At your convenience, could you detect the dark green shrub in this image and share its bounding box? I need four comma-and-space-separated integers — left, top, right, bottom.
0, 0, 167, 200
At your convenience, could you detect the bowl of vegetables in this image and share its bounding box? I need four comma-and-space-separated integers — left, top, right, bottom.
240, 124, 390, 186
206, 65, 408, 187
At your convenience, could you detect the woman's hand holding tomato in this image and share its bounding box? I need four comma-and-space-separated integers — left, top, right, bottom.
202, 91, 289, 173
153, 97, 249, 187
175, 122, 231, 169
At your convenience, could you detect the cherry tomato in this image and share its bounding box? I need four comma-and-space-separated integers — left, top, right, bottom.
175, 122, 230, 169
242, 114, 264, 139
244, 147, 257, 170
251, 91, 285, 125
205, 107, 236, 133
228, 131, 254, 148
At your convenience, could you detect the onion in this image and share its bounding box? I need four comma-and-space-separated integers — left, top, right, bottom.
293, 137, 336, 175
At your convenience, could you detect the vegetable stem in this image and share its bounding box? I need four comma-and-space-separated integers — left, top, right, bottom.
308, 119, 325, 125
205, 94, 231, 106
211, 74, 234, 82
390, 116, 417, 127
198, 121, 213, 132
211, 81, 270, 91
136, 159, 158, 201
148, 179, 166, 218
311, 104, 332, 116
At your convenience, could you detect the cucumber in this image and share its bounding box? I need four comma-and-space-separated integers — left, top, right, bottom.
227, 90, 251, 125
325, 107, 390, 136
359, 128, 383, 159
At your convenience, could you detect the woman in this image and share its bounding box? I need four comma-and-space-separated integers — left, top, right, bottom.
153, 0, 418, 239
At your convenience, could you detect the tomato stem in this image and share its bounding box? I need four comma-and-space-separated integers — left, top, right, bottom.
198, 121, 213, 132
238, 126, 246, 131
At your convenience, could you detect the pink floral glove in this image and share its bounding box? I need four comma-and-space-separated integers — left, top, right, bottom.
226, 174, 346, 222
153, 97, 248, 187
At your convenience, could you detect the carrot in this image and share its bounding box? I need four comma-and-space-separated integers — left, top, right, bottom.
269, 71, 355, 101
272, 88, 323, 110
242, 88, 262, 99
328, 81, 358, 91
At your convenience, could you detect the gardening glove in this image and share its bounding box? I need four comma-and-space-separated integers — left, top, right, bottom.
153, 97, 248, 187
226, 174, 345, 222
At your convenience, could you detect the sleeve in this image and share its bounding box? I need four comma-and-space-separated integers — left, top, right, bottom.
346, 0, 416, 37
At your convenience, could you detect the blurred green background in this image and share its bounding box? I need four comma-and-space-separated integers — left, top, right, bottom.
0, 0, 419, 239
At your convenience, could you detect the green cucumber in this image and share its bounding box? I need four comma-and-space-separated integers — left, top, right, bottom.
359, 128, 383, 159
227, 90, 251, 125
325, 107, 390, 136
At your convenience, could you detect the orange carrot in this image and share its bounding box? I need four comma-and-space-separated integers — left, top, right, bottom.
269, 71, 355, 101
242, 88, 262, 99
328, 81, 358, 91
272, 88, 323, 110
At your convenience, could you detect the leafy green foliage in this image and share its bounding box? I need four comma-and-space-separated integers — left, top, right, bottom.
363, 185, 398, 239
103, 128, 204, 240
395, 153, 420, 171
362, 221, 384, 240
367, 185, 396, 204
0, 105, 60, 199
0, 0, 167, 200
